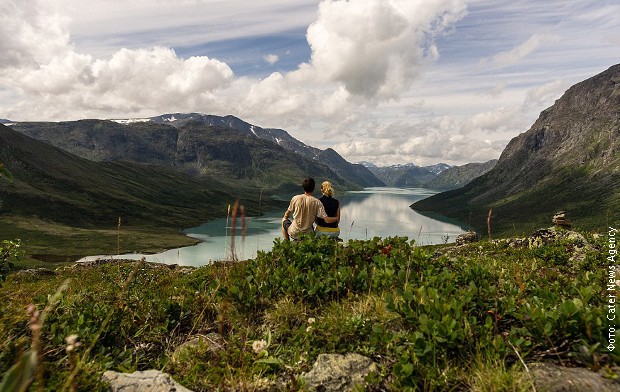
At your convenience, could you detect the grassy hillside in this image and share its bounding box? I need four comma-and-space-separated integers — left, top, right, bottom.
0, 232, 615, 391
0, 124, 282, 262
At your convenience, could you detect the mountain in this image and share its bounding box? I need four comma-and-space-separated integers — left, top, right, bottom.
0, 119, 11, 124
425, 163, 452, 175
412, 64, 620, 233
424, 160, 497, 191
9, 119, 367, 192
0, 124, 270, 228
366, 163, 449, 187
148, 113, 383, 187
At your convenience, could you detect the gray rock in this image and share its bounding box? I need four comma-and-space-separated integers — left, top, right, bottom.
531, 363, 620, 392
302, 353, 379, 391
172, 333, 225, 364
456, 231, 478, 246
102, 369, 193, 392
15, 268, 56, 277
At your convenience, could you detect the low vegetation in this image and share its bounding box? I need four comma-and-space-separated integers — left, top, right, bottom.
0, 231, 616, 391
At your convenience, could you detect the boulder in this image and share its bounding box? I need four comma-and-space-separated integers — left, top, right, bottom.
172, 333, 225, 363
531, 363, 620, 392
302, 353, 379, 391
102, 369, 193, 392
552, 211, 572, 228
456, 231, 478, 246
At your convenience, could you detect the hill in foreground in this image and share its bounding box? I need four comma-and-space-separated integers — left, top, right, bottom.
0, 230, 615, 390
412, 64, 620, 234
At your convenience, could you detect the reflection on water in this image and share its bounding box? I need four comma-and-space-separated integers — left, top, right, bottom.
78, 187, 467, 266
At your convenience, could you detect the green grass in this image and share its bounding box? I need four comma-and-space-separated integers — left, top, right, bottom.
0, 231, 616, 391
1, 215, 199, 266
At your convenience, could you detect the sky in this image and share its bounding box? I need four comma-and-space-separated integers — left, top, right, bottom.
1, 0, 619, 166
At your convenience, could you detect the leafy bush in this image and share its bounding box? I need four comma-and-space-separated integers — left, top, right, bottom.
0, 231, 614, 391
0, 239, 21, 286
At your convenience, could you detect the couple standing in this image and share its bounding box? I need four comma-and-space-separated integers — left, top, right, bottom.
281, 177, 341, 241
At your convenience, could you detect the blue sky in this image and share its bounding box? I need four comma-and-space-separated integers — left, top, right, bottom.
0, 0, 618, 166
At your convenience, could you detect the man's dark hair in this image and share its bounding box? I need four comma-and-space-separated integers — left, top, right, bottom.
302, 177, 316, 193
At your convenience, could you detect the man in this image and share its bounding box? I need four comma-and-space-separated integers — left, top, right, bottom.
282, 177, 339, 240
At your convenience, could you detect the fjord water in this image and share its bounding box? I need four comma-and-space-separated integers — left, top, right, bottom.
80, 187, 467, 266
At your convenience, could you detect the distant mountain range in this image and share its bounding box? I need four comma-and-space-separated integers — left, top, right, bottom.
413, 63, 620, 234
362, 161, 495, 191
363, 162, 452, 187
424, 160, 497, 191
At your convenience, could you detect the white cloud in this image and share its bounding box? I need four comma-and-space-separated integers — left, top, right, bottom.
263, 54, 280, 65
306, 0, 467, 98
481, 33, 558, 68
1, 0, 619, 166
0, 0, 70, 68
522, 79, 567, 112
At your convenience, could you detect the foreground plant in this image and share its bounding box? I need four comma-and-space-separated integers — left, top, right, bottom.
0, 231, 615, 391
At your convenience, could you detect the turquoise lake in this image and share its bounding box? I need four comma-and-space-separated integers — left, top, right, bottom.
79, 187, 468, 266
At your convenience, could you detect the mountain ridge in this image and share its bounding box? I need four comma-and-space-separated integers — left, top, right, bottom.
424, 160, 497, 191
10, 114, 383, 190
0, 123, 268, 228
412, 63, 620, 233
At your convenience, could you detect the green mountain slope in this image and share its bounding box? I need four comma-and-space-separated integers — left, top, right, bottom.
424, 160, 497, 191
0, 124, 267, 229
412, 64, 620, 234
10, 118, 372, 191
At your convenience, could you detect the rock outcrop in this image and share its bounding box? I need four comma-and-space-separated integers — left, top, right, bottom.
301, 353, 379, 392
531, 363, 620, 392
102, 369, 193, 392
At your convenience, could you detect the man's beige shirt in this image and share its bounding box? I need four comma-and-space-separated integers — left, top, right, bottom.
284, 194, 327, 238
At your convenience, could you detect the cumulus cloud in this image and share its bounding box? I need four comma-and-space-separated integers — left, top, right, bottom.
263, 54, 280, 65
306, 0, 467, 98
4, 0, 606, 167
333, 122, 503, 166
1, 0, 467, 123
522, 79, 567, 111
0, 0, 70, 68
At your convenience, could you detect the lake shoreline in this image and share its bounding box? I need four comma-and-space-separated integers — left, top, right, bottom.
75, 187, 468, 267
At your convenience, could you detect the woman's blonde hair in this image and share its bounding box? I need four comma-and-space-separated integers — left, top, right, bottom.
321, 181, 334, 197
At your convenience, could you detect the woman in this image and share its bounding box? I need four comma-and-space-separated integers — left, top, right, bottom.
315, 181, 340, 239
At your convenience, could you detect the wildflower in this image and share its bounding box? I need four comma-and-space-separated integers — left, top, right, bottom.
252, 339, 267, 354
26, 304, 41, 332
65, 334, 81, 352
307, 317, 316, 325
306, 326, 313, 333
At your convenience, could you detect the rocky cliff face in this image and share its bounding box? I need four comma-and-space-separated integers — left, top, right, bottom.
413, 64, 620, 233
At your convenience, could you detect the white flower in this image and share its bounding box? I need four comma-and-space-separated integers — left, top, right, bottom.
65, 334, 79, 345
65, 334, 81, 352
307, 317, 316, 325
252, 339, 267, 354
